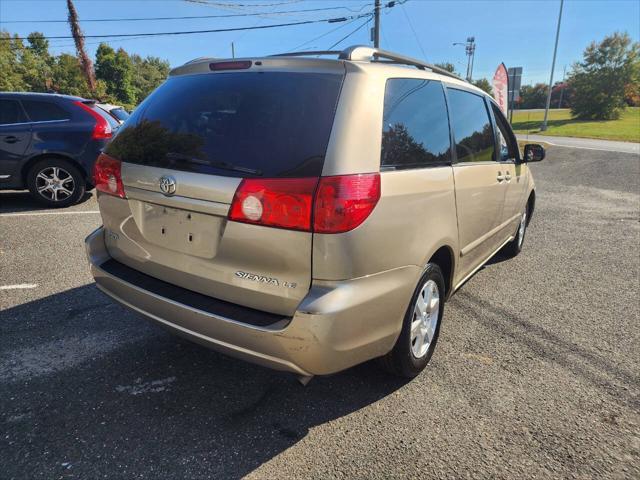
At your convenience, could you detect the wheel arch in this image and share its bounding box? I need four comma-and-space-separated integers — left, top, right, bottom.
427, 245, 455, 300
21, 153, 88, 184
527, 188, 536, 224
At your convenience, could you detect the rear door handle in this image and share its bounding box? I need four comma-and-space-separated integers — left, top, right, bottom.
3, 136, 19, 144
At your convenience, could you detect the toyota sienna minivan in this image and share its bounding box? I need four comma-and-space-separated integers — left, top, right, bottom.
86, 46, 544, 382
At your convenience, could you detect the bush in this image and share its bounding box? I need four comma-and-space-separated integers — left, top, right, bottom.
569, 32, 639, 120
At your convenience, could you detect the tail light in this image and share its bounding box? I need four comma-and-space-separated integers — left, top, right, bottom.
93, 153, 126, 198
229, 178, 318, 231
74, 101, 113, 140
228, 173, 380, 234
313, 174, 380, 233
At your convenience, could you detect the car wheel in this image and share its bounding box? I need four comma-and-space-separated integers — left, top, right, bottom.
379, 263, 445, 378
27, 158, 86, 208
502, 206, 528, 258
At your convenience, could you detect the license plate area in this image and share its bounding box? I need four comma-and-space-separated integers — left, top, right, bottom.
132, 200, 223, 258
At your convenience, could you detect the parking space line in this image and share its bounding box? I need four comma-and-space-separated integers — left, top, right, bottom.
0, 284, 38, 290
0, 211, 100, 218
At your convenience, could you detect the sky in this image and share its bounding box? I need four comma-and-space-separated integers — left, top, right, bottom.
1, 0, 639, 85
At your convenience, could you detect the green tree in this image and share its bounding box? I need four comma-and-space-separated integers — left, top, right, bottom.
26, 32, 49, 57
95, 43, 136, 107
21, 32, 54, 91
434, 62, 458, 75
1, 29, 167, 103
472, 78, 493, 95
0, 31, 27, 91
131, 54, 170, 103
551, 81, 573, 108
569, 32, 640, 120
518, 83, 549, 109
50, 53, 94, 97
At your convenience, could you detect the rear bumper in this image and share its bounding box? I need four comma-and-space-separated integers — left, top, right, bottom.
86, 227, 419, 376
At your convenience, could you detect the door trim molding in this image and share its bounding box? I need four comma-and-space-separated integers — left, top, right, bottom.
453, 235, 514, 293
460, 212, 521, 257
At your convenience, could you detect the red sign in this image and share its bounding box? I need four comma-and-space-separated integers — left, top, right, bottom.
492, 63, 509, 115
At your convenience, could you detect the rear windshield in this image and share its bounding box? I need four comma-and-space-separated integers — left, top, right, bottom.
90, 104, 120, 130
105, 71, 344, 177
110, 108, 129, 121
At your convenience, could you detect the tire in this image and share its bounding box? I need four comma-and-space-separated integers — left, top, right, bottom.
379, 263, 445, 378
501, 205, 529, 258
27, 158, 86, 208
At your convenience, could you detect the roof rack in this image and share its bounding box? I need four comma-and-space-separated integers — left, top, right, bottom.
270, 45, 465, 82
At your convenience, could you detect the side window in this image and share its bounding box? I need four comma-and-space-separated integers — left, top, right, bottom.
21, 100, 71, 122
381, 78, 451, 169
447, 88, 495, 163
0, 100, 26, 124
490, 103, 518, 161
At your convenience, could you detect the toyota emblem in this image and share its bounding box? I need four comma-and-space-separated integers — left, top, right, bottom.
159, 175, 176, 196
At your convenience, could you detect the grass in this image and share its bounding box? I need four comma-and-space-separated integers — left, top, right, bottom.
511, 107, 640, 143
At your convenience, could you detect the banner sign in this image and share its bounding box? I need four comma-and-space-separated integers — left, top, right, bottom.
492, 63, 509, 115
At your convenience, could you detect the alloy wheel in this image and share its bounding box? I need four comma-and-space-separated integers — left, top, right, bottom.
518, 210, 527, 248
411, 279, 440, 358
35, 166, 75, 202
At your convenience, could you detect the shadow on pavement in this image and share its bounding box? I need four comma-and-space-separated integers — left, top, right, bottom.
453, 290, 639, 408
0, 284, 407, 479
0, 190, 93, 214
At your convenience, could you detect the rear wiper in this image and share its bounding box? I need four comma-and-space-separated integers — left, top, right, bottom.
166, 152, 262, 176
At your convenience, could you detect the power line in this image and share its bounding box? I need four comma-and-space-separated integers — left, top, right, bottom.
185, 0, 371, 13
0, 4, 371, 24
0, 13, 373, 41
47, 35, 157, 50
290, 16, 362, 51
327, 16, 371, 50
185, 0, 302, 7
400, 2, 426, 59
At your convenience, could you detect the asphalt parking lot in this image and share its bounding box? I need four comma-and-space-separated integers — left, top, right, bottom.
1, 146, 638, 479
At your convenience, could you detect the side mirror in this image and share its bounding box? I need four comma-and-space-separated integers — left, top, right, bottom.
523, 144, 545, 162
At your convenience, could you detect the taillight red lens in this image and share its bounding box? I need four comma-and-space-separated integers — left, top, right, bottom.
74, 101, 113, 140
228, 177, 318, 231
228, 173, 380, 234
313, 173, 380, 234
93, 153, 126, 198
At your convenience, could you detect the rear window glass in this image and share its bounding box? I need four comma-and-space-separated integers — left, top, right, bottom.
110, 108, 129, 121
91, 105, 120, 129
0, 100, 26, 124
106, 72, 344, 178
22, 100, 71, 122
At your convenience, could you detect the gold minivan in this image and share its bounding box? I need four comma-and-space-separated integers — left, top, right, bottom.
85, 46, 544, 382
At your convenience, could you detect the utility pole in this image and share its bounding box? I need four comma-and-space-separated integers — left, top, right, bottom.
66, 0, 96, 93
541, 0, 564, 131
558, 64, 566, 108
231, 42, 235, 59
453, 36, 475, 82
468, 38, 476, 81
373, 0, 381, 48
